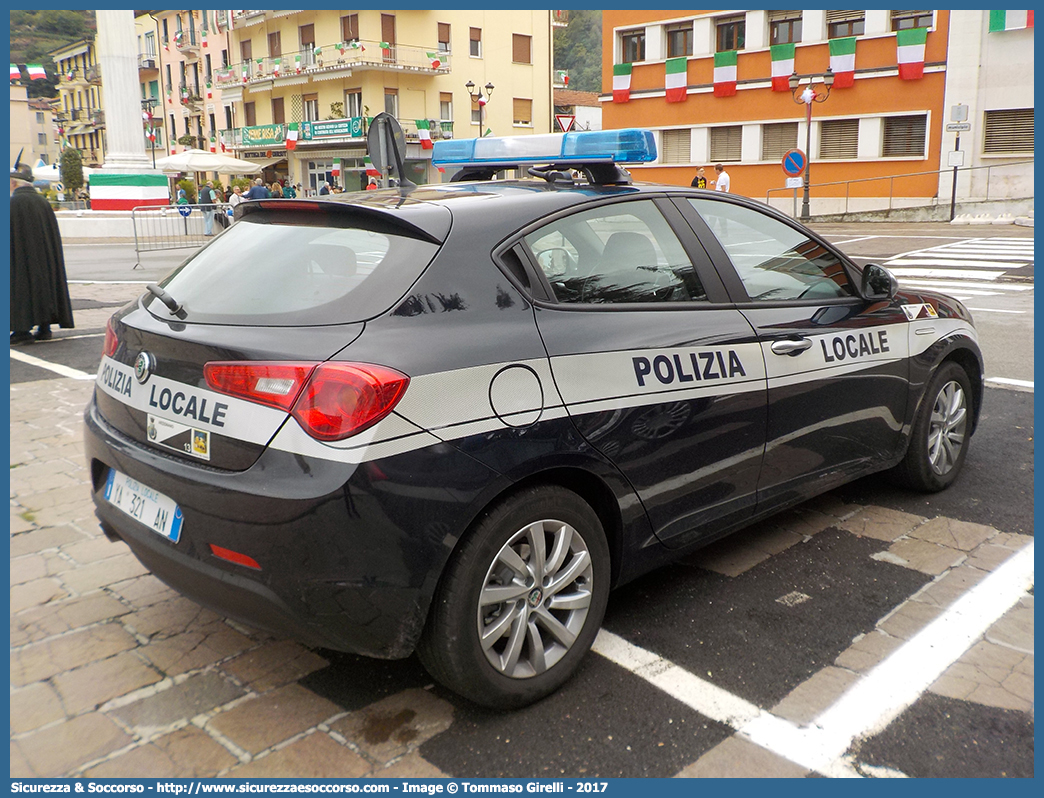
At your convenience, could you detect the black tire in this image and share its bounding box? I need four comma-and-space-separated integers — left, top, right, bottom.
890, 361, 972, 492
417, 485, 610, 709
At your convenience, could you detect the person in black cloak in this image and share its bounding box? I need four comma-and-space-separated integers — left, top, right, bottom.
10, 150, 74, 345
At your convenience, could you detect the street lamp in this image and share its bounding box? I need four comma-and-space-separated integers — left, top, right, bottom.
788, 69, 834, 220
465, 80, 494, 137
141, 97, 158, 169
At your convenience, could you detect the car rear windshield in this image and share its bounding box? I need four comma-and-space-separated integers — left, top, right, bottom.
148, 216, 440, 325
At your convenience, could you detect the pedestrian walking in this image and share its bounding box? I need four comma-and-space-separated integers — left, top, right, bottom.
690, 167, 707, 189
199, 180, 217, 235
10, 152, 74, 345
712, 163, 731, 193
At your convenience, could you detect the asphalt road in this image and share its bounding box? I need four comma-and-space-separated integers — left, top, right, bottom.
12, 224, 1035, 778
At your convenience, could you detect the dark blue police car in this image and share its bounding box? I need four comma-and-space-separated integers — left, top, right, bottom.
84, 129, 982, 708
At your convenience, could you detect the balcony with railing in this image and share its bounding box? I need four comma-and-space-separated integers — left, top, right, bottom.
86, 64, 102, 84
178, 83, 204, 109
213, 39, 450, 89
173, 29, 200, 57
138, 53, 159, 71
91, 109, 105, 127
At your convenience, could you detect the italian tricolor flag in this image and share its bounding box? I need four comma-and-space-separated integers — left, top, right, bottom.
896, 28, 928, 80
770, 43, 795, 92
364, 156, 381, 177
713, 50, 737, 97
613, 63, 632, 103
10, 64, 20, 81
26, 64, 47, 80
416, 119, 433, 149
664, 57, 688, 103
829, 37, 856, 88
285, 122, 298, 151
989, 10, 1034, 31
428, 52, 441, 69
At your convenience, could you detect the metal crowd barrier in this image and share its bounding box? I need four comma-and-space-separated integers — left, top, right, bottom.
131, 203, 231, 269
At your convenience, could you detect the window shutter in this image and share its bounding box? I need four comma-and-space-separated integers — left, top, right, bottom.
882, 115, 927, 157
710, 125, 742, 162
761, 122, 798, 160
512, 98, 532, 125
470, 27, 481, 42
818, 118, 859, 159
512, 34, 531, 63
661, 129, 691, 163
983, 109, 1033, 154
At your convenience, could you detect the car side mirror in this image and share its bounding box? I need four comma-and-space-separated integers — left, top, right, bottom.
861, 263, 899, 301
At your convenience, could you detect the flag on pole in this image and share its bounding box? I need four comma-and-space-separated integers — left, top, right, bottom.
163, 37, 169, 52
416, 119, 434, 149
66, 69, 74, 81
664, 57, 688, 102
989, 10, 1034, 31
427, 52, 441, 69
829, 37, 856, 88
219, 132, 227, 152
286, 122, 299, 151
612, 63, 632, 103
896, 28, 928, 80
770, 43, 795, 91
174, 30, 183, 49
713, 51, 737, 97
27, 64, 47, 80
10, 64, 20, 81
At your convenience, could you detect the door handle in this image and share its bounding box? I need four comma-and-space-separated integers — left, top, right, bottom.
770, 338, 813, 356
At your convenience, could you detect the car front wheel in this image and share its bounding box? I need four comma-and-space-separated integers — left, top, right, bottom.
417, 485, 610, 709
891, 360, 972, 492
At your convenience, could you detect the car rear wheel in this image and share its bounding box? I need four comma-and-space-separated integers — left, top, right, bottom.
417, 485, 610, 709
890, 360, 972, 492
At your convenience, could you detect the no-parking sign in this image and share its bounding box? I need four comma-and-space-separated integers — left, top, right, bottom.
782, 149, 806, 177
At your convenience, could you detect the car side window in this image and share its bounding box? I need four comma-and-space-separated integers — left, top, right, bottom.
687, 198, 855, 302
524, 200, 707, 304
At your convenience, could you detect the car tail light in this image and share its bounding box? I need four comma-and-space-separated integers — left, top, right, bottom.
204, 361, 409, 441
291, 363, 409, 441
103, 318, 119, 357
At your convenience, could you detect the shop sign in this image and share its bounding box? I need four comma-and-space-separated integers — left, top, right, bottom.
242, 150, 288, 159
302, 117, 365, 140
241, 124, 286, 146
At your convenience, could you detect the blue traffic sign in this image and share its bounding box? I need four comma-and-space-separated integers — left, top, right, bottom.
782, 149, 807, 177
176, 198, 191, 217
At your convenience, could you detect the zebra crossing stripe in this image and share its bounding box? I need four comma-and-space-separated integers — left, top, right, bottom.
886, 259, 1028, 269
897, 279, 1032, 292
889, 268, 1006, 280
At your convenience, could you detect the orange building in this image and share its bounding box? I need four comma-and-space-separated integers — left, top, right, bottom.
601, 10, 950, 215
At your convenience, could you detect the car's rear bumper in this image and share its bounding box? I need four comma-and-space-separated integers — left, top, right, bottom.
83, 391, 503, 658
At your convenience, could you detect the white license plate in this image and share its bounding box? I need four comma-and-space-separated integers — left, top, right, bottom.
104, 468, 184, 543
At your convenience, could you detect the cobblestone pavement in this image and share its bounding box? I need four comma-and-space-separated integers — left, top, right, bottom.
9, 282, 1033, 779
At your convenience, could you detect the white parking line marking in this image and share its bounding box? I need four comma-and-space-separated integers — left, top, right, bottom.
889, 269, 1006, 280
594, 541, 1034, 777
966, 308, 1026, 314
831, 236, 879, 245
9, 350, 96, 381
986, 377, 1034, 389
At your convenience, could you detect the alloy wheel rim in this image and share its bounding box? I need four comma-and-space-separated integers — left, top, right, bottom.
477, 518, 594, 679
927, 380, 967, 475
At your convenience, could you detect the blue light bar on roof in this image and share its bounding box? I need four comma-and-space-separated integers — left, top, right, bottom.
431, 129, 657, 168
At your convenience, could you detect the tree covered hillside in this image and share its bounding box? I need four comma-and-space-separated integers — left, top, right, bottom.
10, 9, 96, 98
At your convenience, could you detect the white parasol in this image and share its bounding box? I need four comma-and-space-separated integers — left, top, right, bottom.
154, 149, 262, 175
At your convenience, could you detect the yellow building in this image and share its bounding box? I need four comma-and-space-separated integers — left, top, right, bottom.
215, 9, 553, 191
50, 38, 105, 167
9, 84, 56, 168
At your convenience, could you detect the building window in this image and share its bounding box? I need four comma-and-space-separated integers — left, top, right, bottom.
666, 23, 693, 58
470, 27, 482, 57
620, 29, 645, 62
983, 108, 1033, 154
145, 31, 156, 57
438, 22, 451, 52
882, 115, 927, 157
345, 89, 362, 118
341, 13, 359, 42
513, 98, 532, 126
268, 31, 281, 57
827, 11, 865, 38
440, 92, 453, 121
240, 39, 252, 66
769, 10, 802, 45
38, 132, 47, 145
762, 122, 798, 160
661, 129, 691, 164
303, 93, 319, 122
244, 101, 256, 127
471, 96, 482, 124
512, 34, 532, 64
384, 88, 398, 118
300, 24, 315, 65
891, 10, 933, 31
710, 125, 742, 162
716, 15, 746, 51
205, 54, 212, 82
272, 97, 285, 125
36, 111, 45, 124
819, 118, 859, 159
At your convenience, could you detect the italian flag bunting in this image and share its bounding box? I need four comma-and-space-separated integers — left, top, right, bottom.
829, 37, 856, 88
273, 58, 281, 75
713, 50, 737, 97
336, 42, 346, 56
202, 30, 208, 48
209, 135, 216, 153
10, 64, 20, 81
219, 133, 226, 152
286, 122, 299, 151
770, 43, 795, 91
896, 28, 928, 80
364, 156, 381, 177
416, 119, 434, 149
664, 57, 688, 103
428, 52, 441, 69
206, 81, 212, 99
295, 55, 302, 73
27, 64, 47, 80
989, 10, 1034, 31
612, 63, 632, 103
